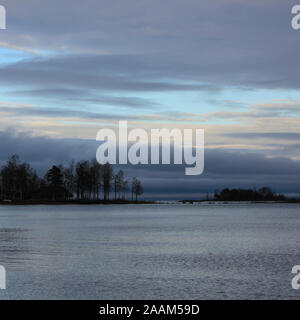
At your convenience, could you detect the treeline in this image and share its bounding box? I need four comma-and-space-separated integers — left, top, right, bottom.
214, 187, 286, 202
0, 155, 144, 202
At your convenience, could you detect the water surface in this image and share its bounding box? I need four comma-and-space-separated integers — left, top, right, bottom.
0, 203, 299, 299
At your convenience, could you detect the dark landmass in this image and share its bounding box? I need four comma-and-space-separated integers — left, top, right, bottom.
214, 187, 287, 202
180, 199, 300, 204
0, 155, 144, 203
180, 187, 300, 204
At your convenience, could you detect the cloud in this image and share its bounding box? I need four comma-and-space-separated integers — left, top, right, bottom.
197, 100, 300, 121
8, 88, 161, 109
0, 103, 142, 120
224, 132, 300, 141
0, 41, 40, 55
0, 54, 224, 94
206, 99, 247, 109
0, 0, 299, 90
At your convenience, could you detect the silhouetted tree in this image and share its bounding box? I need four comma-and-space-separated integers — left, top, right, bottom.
0, 155, 39, 200
45, 165, 65, 200
0, 155, 144, 202
114, 170, 125, 200
90, 159, 102, 200
103, 163, 113, 201
131, 177, 144, 201
121, 179, 129, 200
214, 187, 285, 202
63, 160, 75, 200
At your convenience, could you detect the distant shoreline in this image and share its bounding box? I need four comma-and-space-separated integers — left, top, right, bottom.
0, 200, 156, 205
1, 199, 300, 206
179, 200, 300, 204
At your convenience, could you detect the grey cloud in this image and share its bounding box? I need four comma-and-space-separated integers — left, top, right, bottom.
206, 99, 247, 109
8, 88, 160, 109
1, 0, 299, 90
0, 54, 222, 93
0, 104, 143, 120
202, 100, 300, 121
224, 132, 300, 141
0, 103, 200, 122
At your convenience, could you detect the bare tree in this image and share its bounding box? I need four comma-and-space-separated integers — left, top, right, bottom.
131, 177, 144, 202
103, 163, 113, 201
0, 155, 144, 202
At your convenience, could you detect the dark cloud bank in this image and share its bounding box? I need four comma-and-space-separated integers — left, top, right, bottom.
1, 131, 299, 200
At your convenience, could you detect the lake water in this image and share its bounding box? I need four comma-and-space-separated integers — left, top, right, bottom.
0, 203, 299, 300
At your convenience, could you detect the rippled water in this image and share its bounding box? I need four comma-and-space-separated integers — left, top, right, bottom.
0, 203, 299, 300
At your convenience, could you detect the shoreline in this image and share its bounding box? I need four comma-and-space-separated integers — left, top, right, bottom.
180, 200, 300, 204
0, 200, 156, 205
1, 200, 300, 205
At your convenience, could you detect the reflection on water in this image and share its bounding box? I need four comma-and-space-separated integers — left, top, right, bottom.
0, 203, 299, 299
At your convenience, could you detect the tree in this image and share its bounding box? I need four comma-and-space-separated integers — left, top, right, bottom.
0, 155, 143, 202
90, 159, 102, 200
103, 163, 113, 201
135, 180, 144, 201
121, 179, 129, 200
213, 187, 283, 202
1, 155, 19, 200
131, 177, 144, 201
0, 155, 39, 200
75, 161, 90, 200
45, 166, 64, 200
63, 160, 75, 200
131, 177, 137, 201
258, 187, 274, 200
114, 170, 125, 200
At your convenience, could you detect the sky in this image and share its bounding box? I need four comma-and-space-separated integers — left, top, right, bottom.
0, 0, 300, 199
